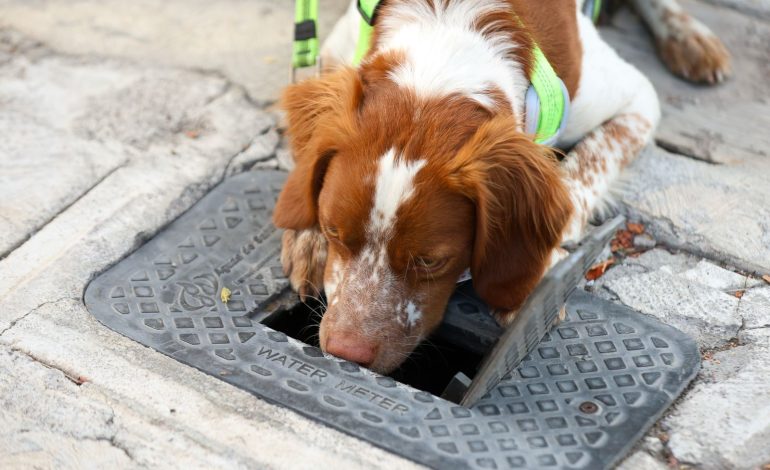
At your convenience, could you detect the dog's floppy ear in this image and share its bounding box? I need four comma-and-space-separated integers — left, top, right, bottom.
448, 116, 573, 315
273, 68, 362, 229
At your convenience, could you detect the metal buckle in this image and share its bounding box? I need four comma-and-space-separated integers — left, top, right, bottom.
357, 0, 378, 26
290, 55, 322, 84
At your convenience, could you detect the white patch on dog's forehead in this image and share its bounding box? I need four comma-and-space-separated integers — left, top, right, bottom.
327, 150, 427, 337
369, 148, 426, 237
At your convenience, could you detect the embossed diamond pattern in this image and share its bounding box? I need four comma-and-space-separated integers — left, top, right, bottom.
85, 171, 700, 469
89, 172, 291, 358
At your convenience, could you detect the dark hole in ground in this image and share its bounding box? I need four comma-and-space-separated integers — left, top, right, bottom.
262, 298, 485, 399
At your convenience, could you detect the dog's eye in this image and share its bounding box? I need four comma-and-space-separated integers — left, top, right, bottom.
415, 256, 446, 272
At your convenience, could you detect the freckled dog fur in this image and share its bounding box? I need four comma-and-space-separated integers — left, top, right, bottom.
274, 0, 728, 372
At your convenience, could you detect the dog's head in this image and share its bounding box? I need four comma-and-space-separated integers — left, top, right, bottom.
274, 66, 572, 373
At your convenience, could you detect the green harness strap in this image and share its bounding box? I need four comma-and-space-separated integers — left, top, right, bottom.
353, 0, 380, 65
292, 0, 319, 69
527, 45, 566, 144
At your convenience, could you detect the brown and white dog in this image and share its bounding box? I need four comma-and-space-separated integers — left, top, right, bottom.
273, 0, 730, 373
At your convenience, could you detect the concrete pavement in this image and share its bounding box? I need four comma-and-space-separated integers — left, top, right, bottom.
1, 1, 768, 468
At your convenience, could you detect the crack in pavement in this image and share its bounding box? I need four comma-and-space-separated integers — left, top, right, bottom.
639, 234, 765, 278
0, 297, 76, 337
2, 346, 137, 462
81, 434, 135, 463
734, 276, 749, 337
6, 340, 90, 389
73, 402, 135, 462
223, 128, 281, 176
202, 80, 233, 107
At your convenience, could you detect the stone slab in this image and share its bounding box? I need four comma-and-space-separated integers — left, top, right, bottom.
0, 114, 125, 258
663, 343, 770, 468
0, 0, 350, 103
603, 268, 742, 348
739, 286, 770, 331
0, 50, 129, 257
617, 451, 668, 470
680, 260, 760, 292
602, 1, 770, 164
0, 346, 133, 469
0, 36, 278, 328
621, 249, 700, 273
703, 0, 770, 19
596, 249, 770, 347
619, 146, 770, 275
597, 250, 761, 293
0, 30, 279, 261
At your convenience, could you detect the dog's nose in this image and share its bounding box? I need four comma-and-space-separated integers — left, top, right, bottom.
325, 335, 377, 367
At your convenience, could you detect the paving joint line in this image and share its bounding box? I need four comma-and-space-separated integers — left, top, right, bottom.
3, 328, 87, 390
202, 80, 233, 106
623, 221, 765, 276
224, 130, 281, 176
0, 161, 129, 263
654, 139, 723, 166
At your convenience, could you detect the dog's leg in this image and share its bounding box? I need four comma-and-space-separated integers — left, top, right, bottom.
561, 85, 660, 243
561, 11, 662, 243
281, 228, 328, 301
628, 0, 730, 84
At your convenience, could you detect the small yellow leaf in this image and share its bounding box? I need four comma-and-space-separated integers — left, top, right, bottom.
220, 287, 231, 304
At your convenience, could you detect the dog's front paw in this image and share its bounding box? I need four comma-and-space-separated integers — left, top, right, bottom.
492, 309, 517, 327
657, 19, 731, 85
280, 228, 328, 302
